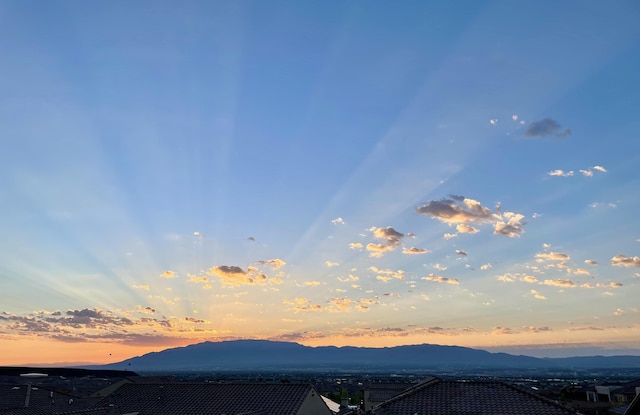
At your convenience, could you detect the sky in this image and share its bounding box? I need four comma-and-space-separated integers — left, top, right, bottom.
1, 0, 640, 365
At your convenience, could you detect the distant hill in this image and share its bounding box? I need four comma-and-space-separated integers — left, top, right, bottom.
87, 340, 640, 372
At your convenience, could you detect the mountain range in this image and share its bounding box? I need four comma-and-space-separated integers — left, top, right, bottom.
92, 340, 640, 372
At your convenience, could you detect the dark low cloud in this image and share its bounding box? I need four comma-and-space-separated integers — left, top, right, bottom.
524, 118, 571, 138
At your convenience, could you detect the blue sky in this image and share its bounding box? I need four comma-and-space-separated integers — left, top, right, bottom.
1, 0, 640, 364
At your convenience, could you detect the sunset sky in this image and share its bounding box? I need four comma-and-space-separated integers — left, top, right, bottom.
2, 1, 640, 365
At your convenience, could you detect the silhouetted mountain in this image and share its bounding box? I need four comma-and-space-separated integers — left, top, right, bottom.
90, 340, 640, 372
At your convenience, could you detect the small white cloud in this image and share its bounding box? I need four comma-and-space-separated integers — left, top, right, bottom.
331, 217, 345, 225
349, 242, 363, 250
443, 233, 458, 240
490, 118, 498, 125
548, 169, 574, 177
593, 165, 607, 173
584, 259, 598, 266
480, 263, 492, 270
512, 114, 519, 121
326, 261, 339, 268
614, 308, 624, 316
580, 169, 593, 177
455, 249, 468, 256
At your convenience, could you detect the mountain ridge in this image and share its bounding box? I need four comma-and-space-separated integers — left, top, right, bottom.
88, 340, 640, 372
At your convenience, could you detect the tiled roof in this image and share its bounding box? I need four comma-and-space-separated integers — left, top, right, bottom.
0, 384, 102, 415
95, 382, 327, 415
370, 378, 578, 415
367, 382, 420, 402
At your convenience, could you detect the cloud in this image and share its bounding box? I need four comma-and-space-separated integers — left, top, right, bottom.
614, 308, 624, 316
480, 263, 492, 270
492, 326, 517, 335
580, 282, 623, 289
416, 196, 493, 225
524, 118, 571, 138
418, 196, 526, 237
433, 263, 448, 271
160, 270, 176, 279
331, 217, 345, 225
497, 274, 516, 282
338, 274, 359, 282
349, 242, 363, 249
185, 317, 205, 323
187, 274, 209, 284
530, 290, 546, 300
132, 284, 150, 291
542, 279, 576, 288
135, 306, 156, 315
422, 273, 459, 285
455, 249, 468, 256
369, 266, 405, 281
325, 261, 339, 268
493, 212, 526, 238
303, 280, 321, 287
489, 118, 498, 125
402, 247, 429, 255
258, 258, 286, 269
521, 275, 538, 283
443, 233, 458, 240
548, 169, 574, 177
328, 297, 352, 312
580, 169, 593, 177
593, 165, 607, 173
567, 267, 590, 276
208, 265, 282, 287
456, 224, 479, 234
584, 259, 598, 266
284, 298, 324, 312
536, 252, 571, 261
366, 226, 405, 258
610, 255, 640, 267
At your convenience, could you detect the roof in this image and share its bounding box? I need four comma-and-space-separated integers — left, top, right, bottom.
95, 382, 327, 415
0, 384, 102, 414
321, 395, 340, 413
366, 382, 421, 402
625, 392, 640, 415
369, 378, 579, 415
